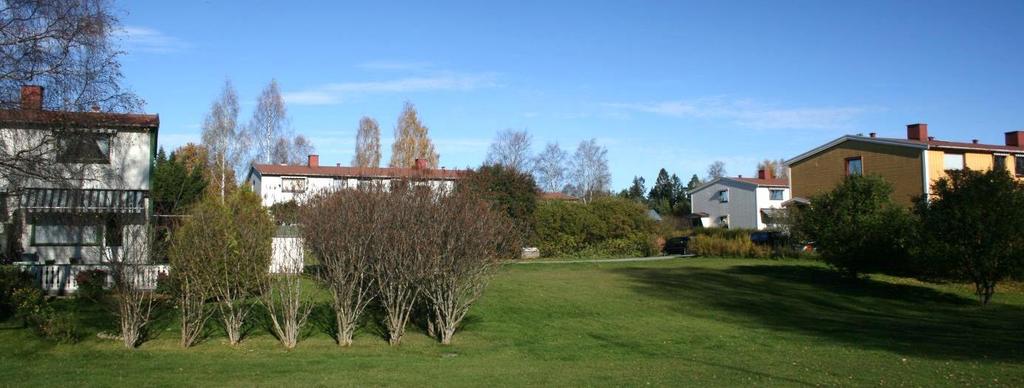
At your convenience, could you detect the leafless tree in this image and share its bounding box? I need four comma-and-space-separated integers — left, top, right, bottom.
201, 79, 246, 202
299, 187, 380, 346
485, 129, 532, 172
0, 0, 142, 112
247, 79, 289, 164
259, 246, 313, 349
706, 161, 726, 181
352, 116, 381, 168
420, 190, 517, 344
270, 134, 316, 165
389, 101, 439, 168
532, 142, 568, 193
105, 223, 155, 349
568, 139, 611, 203
755, 159, 787, 179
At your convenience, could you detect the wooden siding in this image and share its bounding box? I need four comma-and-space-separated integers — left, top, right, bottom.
789, 141, 924, 206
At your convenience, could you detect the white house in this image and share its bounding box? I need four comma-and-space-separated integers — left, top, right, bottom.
0, 86, 159, 265
688, 169, 790, 230
246, 155, 466, 207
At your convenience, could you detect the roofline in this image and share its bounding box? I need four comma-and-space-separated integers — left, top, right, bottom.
249, 165, 466, 180
687, 176, 756, 194
784, 135, 927, 166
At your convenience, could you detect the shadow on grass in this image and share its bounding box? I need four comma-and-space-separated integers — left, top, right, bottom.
615, 264, 1024, 361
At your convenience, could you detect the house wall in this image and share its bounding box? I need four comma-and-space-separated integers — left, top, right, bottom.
0, 128, 153, 191
690, 180, 758, 229
754, 187, 790, 229
789, 141, 924, 206
21, 217, 148, 264
253, 174, 457, 207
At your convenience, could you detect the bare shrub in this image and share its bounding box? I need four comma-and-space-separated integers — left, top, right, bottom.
259, 248, 313, 349
106, 224, 155, 349
373, 182, 433, 346
420, 190, 518, 344
299, 187, 381, 346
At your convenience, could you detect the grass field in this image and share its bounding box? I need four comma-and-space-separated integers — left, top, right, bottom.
2, 258, 1023, 387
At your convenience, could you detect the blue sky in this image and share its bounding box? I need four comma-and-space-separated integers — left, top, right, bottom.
118, 0, 1024, 190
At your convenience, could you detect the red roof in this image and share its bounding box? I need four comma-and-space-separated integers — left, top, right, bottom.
0, 108, 158, 130
733, 177, 789, 187
251, 164, 467, 180
918, 139, 1023, 153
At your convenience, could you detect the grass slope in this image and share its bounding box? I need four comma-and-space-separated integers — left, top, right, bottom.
1, 258, 1022, 387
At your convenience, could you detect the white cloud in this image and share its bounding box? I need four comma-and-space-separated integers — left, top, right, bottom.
284, 73, 499, 105
604, 97, 868, 130
116, 26, 189, 54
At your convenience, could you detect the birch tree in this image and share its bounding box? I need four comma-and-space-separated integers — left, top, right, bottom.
201, 79, 245, 202
532, 142, 569, 192
485, 129, 532, 172
389, 102, 438, 168
352, 116, 381, 168
247, 79, 288, 164
0, 0, 141, 112
569, 139, 611, 203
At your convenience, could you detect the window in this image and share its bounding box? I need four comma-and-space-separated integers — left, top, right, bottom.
105, 217, 122, 247
717, 189, 729, 203
281, 177, 307, 193
769, 189, 784, 201
57, 133, 111, 164
845, 157, 863, 176
718, 215, 729, 228
1017, 156, 1024, 177
334, 178, 349, 189
943, 153, 964, 170
32, 223, 101, 246
994, 155, 1007, 171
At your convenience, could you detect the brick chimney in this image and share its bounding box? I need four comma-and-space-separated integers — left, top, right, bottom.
414, 158, 427, 170
1005, 131, 1024, 148
21, 85, 43, 110
907, 123, 928, 141
307, 154, 319, 167
757, 168, 772, 180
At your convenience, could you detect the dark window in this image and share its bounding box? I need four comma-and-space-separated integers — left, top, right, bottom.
769, 189, 784, 200
57, 133, 111, 164
845, 157, 863, 176
1016, 156, 1024, 177
994, 155, 1007, 171
105, 217, 122, 247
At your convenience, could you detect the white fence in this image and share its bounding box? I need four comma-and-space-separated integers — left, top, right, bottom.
19, 264, 170, 294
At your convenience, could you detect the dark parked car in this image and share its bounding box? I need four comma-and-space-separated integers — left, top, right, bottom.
663, 236, 690, 255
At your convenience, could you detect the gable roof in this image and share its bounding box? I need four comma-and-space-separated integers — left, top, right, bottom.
0, 108, 159, 130
688, 176, 789, 194
249, 164, 467, 181
785, 134, 1024, 166
539, 191, 578, 201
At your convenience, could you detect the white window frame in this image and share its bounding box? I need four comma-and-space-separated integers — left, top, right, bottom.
769, 189, 784, 201
943, 153, 965, 171
717, 189, 729, 203
281, 177, 308, 193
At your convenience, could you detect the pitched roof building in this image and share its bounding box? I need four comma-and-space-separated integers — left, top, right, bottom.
786, 123, 1024, 206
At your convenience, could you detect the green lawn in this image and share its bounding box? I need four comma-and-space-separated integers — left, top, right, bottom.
2, 258, 1023, 386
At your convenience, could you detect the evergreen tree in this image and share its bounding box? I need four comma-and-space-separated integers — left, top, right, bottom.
623, 176, 646, 202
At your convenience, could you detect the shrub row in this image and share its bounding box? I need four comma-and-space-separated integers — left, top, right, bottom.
533, 197, 658, 258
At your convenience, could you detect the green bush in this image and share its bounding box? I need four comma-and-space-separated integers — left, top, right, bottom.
12, 287, 79, 343
74, 269, 107, 302
1, 266, 34, 319
794, 175, 914, 277
533, 197, 657, 258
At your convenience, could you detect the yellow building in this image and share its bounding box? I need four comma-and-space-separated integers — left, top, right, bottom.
785, 123, 1024, 206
